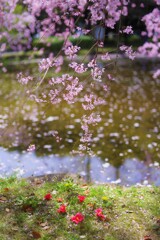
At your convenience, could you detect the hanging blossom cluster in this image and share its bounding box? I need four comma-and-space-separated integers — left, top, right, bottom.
80, 113, 102, 144
47, 70, 106, 155
17, 72, 33, 85
91, 66, 105, 82
48, 74, 83, 104
39, 55, 63, 72
82, 113, 102, 126
69, 62, 87, 74
120, 45, 136, 60
39, 57, 53, 72
88, 59, 105, 82
76, 93, 106, 154
82, 94, 106, 111
121, 26, 133, 35
64, 45, 81, 60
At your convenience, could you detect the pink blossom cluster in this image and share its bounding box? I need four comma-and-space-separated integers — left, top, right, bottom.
122, 26, 133, 35
17, 72, 33, 85
91, 66, 105, 82
82, 94, 106, 111
49, 74, 83, 104
88, 60, 105, 82
52, 55, 64, 73
39, 55, 64, 72
69, 62, 87, 74
63, 78, 83, 104
120, 45, 136, 60
80, 132, 93, 144
64, 45, 81, 59
138, 42, 160, 58
82, 113, 101, 126
80, 95, 105, 147
88, 0, 128, 29
39, 57, 53, 72
142, 8, 160, 43
48, 89, 61, 104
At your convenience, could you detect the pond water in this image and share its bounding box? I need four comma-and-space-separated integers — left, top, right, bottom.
0, 58, 160, 185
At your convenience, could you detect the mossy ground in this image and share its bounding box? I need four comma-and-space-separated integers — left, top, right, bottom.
0, 175, 160, 240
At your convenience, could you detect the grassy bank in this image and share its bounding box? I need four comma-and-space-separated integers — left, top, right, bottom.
1, 34, 142, 63
0, 175, 160, 240
32, 35, 142, 53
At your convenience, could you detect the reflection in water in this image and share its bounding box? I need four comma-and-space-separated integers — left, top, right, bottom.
0, 147, 159, 186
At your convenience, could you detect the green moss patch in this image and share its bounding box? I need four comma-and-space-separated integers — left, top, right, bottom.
0, 176, 160, 240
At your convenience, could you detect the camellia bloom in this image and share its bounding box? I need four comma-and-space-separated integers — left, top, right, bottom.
78, 195, 86, 203
44, 193, 52, 200
70, 213, 84, 224
95, 208, 105, 220
57, 204, 67, 214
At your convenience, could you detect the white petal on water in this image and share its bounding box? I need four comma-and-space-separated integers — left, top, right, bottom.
154, 162, 159, 167
102, 163, 110, 168
110, 132, 119, 137
46, 116, 59, 122
131, 136, 139, 140
43, 145, 52, 149
119, 153, 124, 156
134, 122, 140, 127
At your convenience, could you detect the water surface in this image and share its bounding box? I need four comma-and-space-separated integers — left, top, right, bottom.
0, 58, 160, 185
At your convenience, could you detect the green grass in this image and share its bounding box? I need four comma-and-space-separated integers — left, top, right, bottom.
32, 36, 95, 52
0, 175, 160, 240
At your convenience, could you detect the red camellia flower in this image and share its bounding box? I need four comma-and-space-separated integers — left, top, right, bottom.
95, 208, 103, 216
44, 193, 52, 200
95, 208, 105, 220
78, 195, 86, 203
70, 213, 84, 224
97, 213, 105, 220
57, 204, 67, 214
